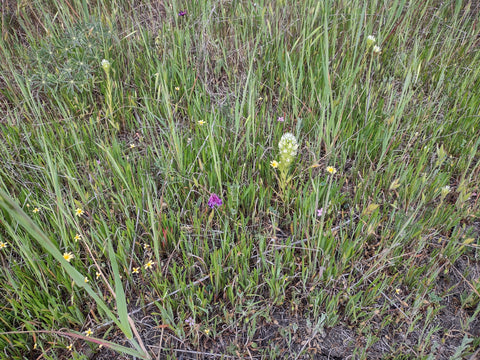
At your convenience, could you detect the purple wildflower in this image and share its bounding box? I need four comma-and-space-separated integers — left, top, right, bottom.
277, 116, 285, 122
317, 208, 324, 217
178, 11, 187, 16
208, 193, 222, 209
185, 317, 195, 326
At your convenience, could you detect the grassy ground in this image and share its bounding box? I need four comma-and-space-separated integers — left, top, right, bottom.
0, 0, 479, 359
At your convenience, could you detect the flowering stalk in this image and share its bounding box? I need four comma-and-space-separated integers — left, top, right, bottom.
101, 59, 118, 131
364, 35, 381, 125
271, 133, 298, 196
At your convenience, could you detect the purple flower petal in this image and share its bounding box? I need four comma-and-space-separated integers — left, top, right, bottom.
178, 11, 187, 16
317, 208, 324, 217
208, 193, 222, 209
277, 116, 285, 122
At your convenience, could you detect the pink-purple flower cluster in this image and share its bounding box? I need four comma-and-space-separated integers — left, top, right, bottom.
208, 193, 222, 209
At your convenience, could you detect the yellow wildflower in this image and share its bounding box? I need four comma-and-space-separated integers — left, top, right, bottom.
144, 260, 154, 270
33, 207, 40, 213
132, 267, 140, 274
63, 252, 74, 262
0, 241, 7, 249
75, 208, 84, 216
197, 120, 206, 126
270, 160, 279, 168
326, 166, 337, 175
74, 234, 81, 242
84, 328, 93, 336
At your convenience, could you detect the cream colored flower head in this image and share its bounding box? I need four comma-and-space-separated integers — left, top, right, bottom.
367, 35, 376, 47
441, 185, 451, 198
278, 133, 298, 171
373, 45, 381, 54
101, 59, 111, 72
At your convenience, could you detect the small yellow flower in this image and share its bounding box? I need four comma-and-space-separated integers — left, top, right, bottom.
144, 260, 154, 270
75, 208, 84, 216
197, 120, 206, 126
96, 272, 101, 279
0, 241, 7, 249
373, 45, 381, 55
130, 143, 135, 149
326, 166, 337, 175
66, 343, 73, 351
33, 207, 40, 213
63, 252, 74, 262
84, 277, 89, 283
175, 86, 180, 91
395, 288, 401, 295
132, 267, 140, 274
143, 243, 150, 250
270, 160, 279, 168
204, 328, 210, 335
74, 234, 81, 242
84, 328, 93, 336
